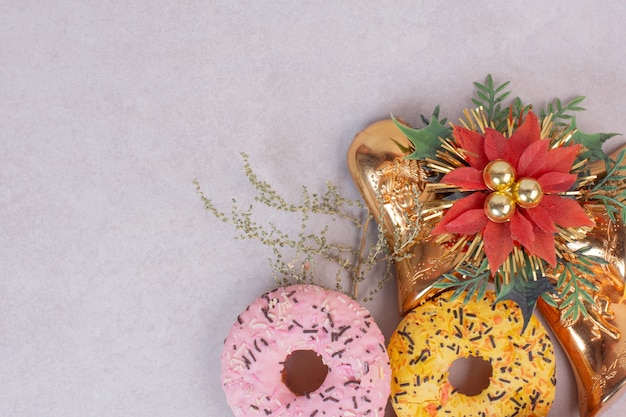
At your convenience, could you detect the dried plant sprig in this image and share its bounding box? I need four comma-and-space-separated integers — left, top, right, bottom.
195, 153, 400, 302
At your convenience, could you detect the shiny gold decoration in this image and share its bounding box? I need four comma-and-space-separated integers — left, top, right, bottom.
537, 145, 626, 417
512, 177, 543, 208
483, 159, 516, 191
348, 119, 626, 416
347, 119, 454, 314
484, 191, 516, 223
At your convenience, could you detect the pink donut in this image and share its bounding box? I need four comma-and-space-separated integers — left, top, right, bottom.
221, 284, 391, 417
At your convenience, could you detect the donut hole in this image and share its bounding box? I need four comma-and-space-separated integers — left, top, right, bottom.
282, 350, 329, 396
448, 355, 493, 396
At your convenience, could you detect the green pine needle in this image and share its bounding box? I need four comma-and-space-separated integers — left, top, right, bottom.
472, 74, 512, 131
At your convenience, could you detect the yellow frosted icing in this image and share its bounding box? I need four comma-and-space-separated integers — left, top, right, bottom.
388, 290, 556, 417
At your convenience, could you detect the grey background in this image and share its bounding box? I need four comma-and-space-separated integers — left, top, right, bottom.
2, 1, 625, 416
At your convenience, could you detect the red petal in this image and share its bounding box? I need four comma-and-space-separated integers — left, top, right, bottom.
510, 212, 535, 249
508, 111, 541, 167
483, 222, 514, 274
538, 172, 577, 193
530, 228, 557, 266
445, 209, 489, 235
483, 128, 510, 161
453, 126, 489, 170
523, 205, 558, 233
441, 167, 487, 191
541, 195, 595, 228
432, 193, 487, 235
517, 139, 549, 177
535, 144, 582, 176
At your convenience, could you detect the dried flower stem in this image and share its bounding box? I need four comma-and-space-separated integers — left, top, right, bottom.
352, 214, 371, 299
195, 153, 396, 302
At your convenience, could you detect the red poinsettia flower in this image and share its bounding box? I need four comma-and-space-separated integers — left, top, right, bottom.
431, 111, 594, 273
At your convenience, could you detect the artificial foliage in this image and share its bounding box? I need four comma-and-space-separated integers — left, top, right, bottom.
197, 75, 624, 331
392, 106, 451, 160
395, 75, 623, 328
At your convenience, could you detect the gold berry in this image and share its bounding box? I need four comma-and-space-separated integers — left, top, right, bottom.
512, 178, 543, 208
483, 160, 516, 191
485, 191, 516, 223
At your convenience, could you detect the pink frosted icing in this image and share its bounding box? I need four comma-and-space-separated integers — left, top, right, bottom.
221, 284, 391, 417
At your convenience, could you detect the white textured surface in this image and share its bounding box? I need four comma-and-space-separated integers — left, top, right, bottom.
1, 1, 625, 416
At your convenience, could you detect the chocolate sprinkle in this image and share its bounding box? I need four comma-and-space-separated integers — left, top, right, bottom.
326, 313, 334, 328
261, 307, 273, 323
331, 349, 345, 358
488, 391, 506, 401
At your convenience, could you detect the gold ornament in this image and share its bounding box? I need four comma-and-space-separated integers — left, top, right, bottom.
347, 119, 453, 315
483, 159, 516, 191
537, 146, 626, 417
348, 120, 626, 417
512, 177, 543, 208
484, 191, 516, 223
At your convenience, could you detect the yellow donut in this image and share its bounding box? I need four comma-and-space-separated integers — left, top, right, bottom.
388, 290, 556, 417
